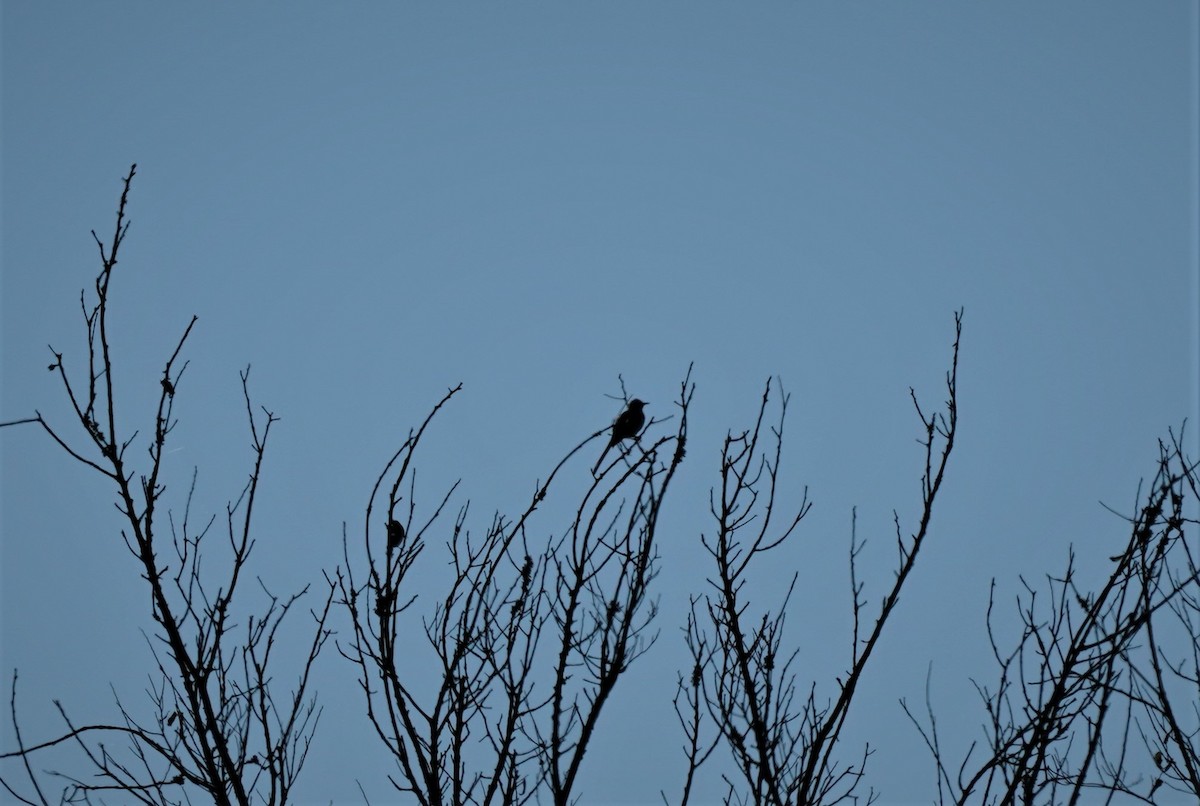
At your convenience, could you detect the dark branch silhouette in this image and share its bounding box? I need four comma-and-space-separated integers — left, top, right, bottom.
1, 166, 333, 806
8, 165, 1196, 806
904, 425, 1200, 805
337, 370, 692, 805
673, 310, 961, 806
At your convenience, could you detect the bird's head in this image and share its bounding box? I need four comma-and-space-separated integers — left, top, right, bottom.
629, 399, 647, 410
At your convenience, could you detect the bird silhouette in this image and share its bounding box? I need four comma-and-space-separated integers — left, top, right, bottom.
593, 398, 647, 474
387, 519, 405, 552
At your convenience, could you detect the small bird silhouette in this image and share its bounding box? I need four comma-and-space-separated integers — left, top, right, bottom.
593, 398, 647, 474
387, 519, 405, 552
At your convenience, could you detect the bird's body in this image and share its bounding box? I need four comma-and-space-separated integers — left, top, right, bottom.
387, 519, 405, 552
593, 398, 647, 473
608, 399, 646, 446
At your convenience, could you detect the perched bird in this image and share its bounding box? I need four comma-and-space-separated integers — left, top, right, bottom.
593, 398, 647, 473
387, 519, 405, 552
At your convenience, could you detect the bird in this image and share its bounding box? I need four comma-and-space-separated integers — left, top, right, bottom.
593, 398, 647, 473
386, 519, 405, 552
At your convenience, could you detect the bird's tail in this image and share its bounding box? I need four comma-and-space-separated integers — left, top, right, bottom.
592, 441, 613, 475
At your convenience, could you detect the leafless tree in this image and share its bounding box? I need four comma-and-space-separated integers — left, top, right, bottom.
672, 312, 962, 806
0, 166, 334, 806
336, 371, 693, 805
904, 427, 1199, 805
16, 166, 1199, 806
1123, 430, 1200, 802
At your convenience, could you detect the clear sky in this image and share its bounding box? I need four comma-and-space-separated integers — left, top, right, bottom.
2, 4, 1197, 805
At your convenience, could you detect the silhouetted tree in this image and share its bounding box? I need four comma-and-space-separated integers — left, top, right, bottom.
0, 166, 333, 806
1124, 435, 1200, 801
672, 312, 961, 806
336, 375, 691, 805
6, 166, 1195, 806
904, 428, 1199, 805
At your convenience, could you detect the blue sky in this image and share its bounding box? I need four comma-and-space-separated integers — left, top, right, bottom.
2, 4, 1197, 805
